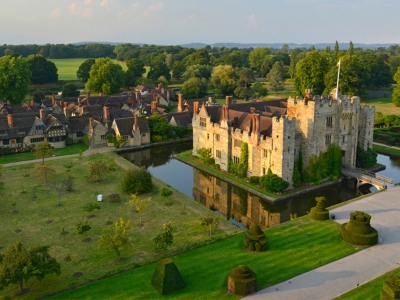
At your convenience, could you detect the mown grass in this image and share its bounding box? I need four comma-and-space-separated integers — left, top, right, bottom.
0, 153, 239, 299
0, 143, 88, 165
51, 216, 359, 300
373, 143, 400, 156
334, 267, 400, 300
48, 58, 130, 81
361, 96, 400, 116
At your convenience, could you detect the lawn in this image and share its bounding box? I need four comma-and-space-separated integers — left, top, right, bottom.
334, 267, 400, 300
48, 58, 129, 81
0, 153, 239, 299
51, 216, 359, 300
373, 143, 400, 156
0, 143, 88, 165
361, 96, 400, 116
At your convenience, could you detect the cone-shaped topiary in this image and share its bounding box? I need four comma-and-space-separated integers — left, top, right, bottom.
151, 258, 186, 295
380, 274, 400, 299
244, 225, 267, 252
310, 197, 329, 221
227, 265, 257, 296
341, 211, 378, 246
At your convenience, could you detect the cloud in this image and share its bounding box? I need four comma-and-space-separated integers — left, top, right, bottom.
100, 0, 113, 6
118, 2, 140, 18
176, 14, 197, 25
51, 7, 61, 18
246, 14, 257, 29
69, 2, 80, 15
143, 2, 164, 17
82, 7, 92, 18
84, 0, 93, 5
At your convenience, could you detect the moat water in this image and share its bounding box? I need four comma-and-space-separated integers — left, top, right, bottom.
119, 142, 400, 230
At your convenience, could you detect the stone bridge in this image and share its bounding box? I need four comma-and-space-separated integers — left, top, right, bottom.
341, 166, 394, 190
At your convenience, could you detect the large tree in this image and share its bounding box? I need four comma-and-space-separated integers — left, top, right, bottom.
181, 77, 208, 99
125, 58, 146, 88
0, 241, 61, 294
267, 63, 284, 96
392, 67, 400, 107
294, 50, 332, 96
182, 64, 212, 81
85, 58, 125, 94
248, 47, 271, 75
33, 141, 53, 164
210, 65, 237, 95
62, 83, 80, 98
360, 54, 391, 89
147, 56, 171, 81
0, 55, 31, 104
26, 55, 58, 84
77, 58, 95, 83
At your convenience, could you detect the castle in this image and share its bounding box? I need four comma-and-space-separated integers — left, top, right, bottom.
192, 89, 375, 187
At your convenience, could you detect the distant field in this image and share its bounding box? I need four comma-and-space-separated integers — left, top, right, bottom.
49, 58, 128, 81
361, 96, 400, 115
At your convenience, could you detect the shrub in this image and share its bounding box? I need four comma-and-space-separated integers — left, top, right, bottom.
121, 168, 153, 195
259, 168, 289, 193
227, 265, 257, 296
341, 211, 378, 246
88, 160, 109, 182
108, 193, 121, 203
82, 202, 101, 213
151, 258, 186, 295
65, 137, 73, 145
356, 147, 378, 168
152, 222, 173, 251
151, 135, 163, 143
249, 176, 260, 185
197, 148, 214, 164
244, 225, 267, 252
309, 197, 329, 221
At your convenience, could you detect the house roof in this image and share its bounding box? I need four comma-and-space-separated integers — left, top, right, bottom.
171, 113, 192, 127
114, 117, 149, 136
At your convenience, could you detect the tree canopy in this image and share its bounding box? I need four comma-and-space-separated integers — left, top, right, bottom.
181, 77, 208, 99
85, 57, 125, 94
77, 58, 95, 83
26, 54, 58, 84
210, 65, 237, 95
0, 55, 31, 104
62, 83, 80, 98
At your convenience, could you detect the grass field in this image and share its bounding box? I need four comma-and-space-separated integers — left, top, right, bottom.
0, 153, 239, 299
48, 58, 129, 81
373, 143, 400, 156
51, 216, 359, 300
0, 143, 88, 164
334, 267, 400, 300
361, 96, 400, 116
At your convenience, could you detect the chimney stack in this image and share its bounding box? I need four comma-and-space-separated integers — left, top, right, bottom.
135, 91, 140, 100
193, 101, 199, 115
40, 109, 45, 120
134, 114, 138, 130
89, 118, 93, 130
255, 114, 260, 133
64, 106, 68, 118
250, 107, 255, 114
155, 96, 160, 106
51, 94, 56, 105
103, 106, 110, 124
151, 101, 157, 113
177, 94, 183, 112
305, 89, 313, 100
7, 114, 13, 127
226, 96, 232, 105
78, 98, 81, 105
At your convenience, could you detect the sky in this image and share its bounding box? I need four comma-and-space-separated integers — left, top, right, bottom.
1, 0, 399, 45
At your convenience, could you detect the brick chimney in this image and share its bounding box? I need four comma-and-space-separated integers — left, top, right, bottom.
226, 96, 232, 105
250, 107, 255, 114
153, 93, 156, 100
7, 114, 13, 127
64, 106, 68, 118
155, 96, 160, 106
134, 114, 138, 130
31, 100, 34, 106
135, 91, 140, 100
89, 118, 93, 130
51, 94, 56, 105
78, 98, 81, 105
177, 94, 183, 112
305, 89, 313, 100
193, 101, 198, 115
151, 101, 157, 113
103, 106, 110, 124
255, 114, 260, 133
224, 105, 229, 121
40, 109, 45, 120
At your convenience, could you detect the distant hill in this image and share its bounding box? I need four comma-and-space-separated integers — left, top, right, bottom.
73, 41, 399, 50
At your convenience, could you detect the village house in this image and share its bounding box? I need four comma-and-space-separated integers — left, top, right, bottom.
192, 89, 375, 187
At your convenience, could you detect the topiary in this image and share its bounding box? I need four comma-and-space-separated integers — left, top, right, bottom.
244, 225, 267, 252
151, 258, 186, 295
380, 273, 400, 299
309, 197, 329, 221
227, 265, 257, 296
341, 211, 378, 246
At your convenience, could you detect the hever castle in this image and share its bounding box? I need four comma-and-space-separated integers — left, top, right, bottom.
192, 89, 375, 187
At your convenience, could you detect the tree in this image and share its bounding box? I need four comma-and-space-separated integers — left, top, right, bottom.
88, 160, 109, 182
172, 61, 186, 79
52, 179, 68, 206
0, 55, 31, 104
347, 41, 354, 55
126, 194, 150, 226
200, 214, 219, 236
392, 67, 400, 107
33, 90, 45, 103
26, 55, 58, 84
182, 65, 212, 81
149, 113, 172, 140
77, 58, 95, 83
147, 56, 171, 81
98, 217, 132, 258
360, 54, 391, 89
251, 81, 268, 98
186, 48, 210, 66
210, 65, 237, 95
181, 77, 208, 99
388, 55, 400, 78
294, 50, 332, 96
267, 64, 284, 96
0, 241, 60, 294
152, 221, 173, 251
333, 41, 339, 58
35, 163, 56, 183
34, 141, 53, 164
324, 54, 370, 97
121, 168, 153, 195
248, 47, 271, 75
159, 186, 173, 205
82, 202, 101, 217
125, 58, 146, 88
61, 83, 80, 98
76, 221, 91, 240
85, 57, 125, 94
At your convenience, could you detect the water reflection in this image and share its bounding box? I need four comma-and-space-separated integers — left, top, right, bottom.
119, 143, 400, 229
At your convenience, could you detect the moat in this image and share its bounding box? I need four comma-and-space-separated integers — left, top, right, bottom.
119, 142, 400, 230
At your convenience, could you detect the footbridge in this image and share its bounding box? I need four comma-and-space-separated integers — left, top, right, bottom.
341, 167, 393, 190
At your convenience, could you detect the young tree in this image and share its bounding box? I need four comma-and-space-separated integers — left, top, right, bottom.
33, 141, 53, 164
87, 160, 108, 182
152, 221, 173, 251
77, 58, 95, 83
52, 179, 67, 206
159, 186, 173, 205
98, 217, 132, 258
35, 163, 56, 183
0, 55, 32, 104
61, 83, 80, 98
85, 57, 125, 94
267, 66, 284, 96
76, 221, 91, 241
82, 202, 101, 217
0, 241, 60, 294
126, 194, 150, 226
33, 89, 45, 103
200, 214, 219, 236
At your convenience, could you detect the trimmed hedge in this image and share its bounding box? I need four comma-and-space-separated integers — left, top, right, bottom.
310, 197, 329, 221
151, 258, 185, 295
244, 225, 267, 252
227, 265, 257, 296
380, 274, 400, 299
341, 211, 378, 246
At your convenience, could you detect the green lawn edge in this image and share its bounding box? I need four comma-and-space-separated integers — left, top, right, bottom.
373, 143, 400, 157
50, 216, 360, 300
334, 266, 400, 300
